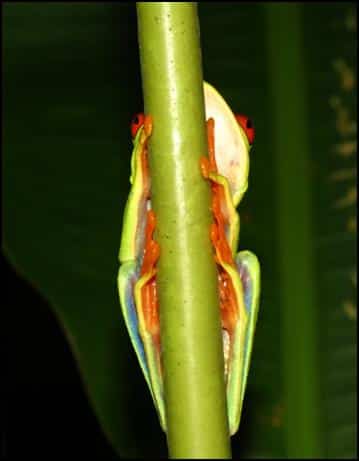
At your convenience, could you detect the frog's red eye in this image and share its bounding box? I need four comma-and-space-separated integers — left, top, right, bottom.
131, 113, 145, 139
235, 114, 255, 145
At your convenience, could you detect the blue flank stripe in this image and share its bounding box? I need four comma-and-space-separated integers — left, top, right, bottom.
237, 260, 252, 315
124, 270, 149, 377
237, 259, 252, 376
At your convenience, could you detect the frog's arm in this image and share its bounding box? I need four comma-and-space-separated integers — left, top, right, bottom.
119, 116, 152, 263
202, 82, 254, 254
118, 261, 152, 393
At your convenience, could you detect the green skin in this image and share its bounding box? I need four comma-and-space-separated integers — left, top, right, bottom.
117, 82, 260, 436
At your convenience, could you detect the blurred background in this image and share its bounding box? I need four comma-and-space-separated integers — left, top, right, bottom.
3, 3, 356, 459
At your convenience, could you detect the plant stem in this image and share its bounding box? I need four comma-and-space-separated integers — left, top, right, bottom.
137, 2, 231, 458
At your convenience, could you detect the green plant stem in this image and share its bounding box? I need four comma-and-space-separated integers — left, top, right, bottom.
264, 3, 322, 458
137, 2, 231, 458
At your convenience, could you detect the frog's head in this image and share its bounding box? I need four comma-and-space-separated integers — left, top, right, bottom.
204, 82, 255, 207
131, 113, 146, 140
235, 114, 255, 147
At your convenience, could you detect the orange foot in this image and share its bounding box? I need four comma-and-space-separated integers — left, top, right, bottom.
200, 117, 218, 178
200, 156, 211, 179
144, 114, 153, 137
140, 209, 160, 277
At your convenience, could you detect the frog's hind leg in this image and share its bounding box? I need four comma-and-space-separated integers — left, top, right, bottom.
236, 250, 260, 424
117, 262, 152, 393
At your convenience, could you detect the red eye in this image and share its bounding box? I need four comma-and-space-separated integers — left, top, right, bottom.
235, 114, 255, 145
130, 113, 145, 139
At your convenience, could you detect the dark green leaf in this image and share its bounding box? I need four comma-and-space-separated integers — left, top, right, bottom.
4, 2, 356, 458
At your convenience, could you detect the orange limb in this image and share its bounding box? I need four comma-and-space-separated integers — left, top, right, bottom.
143, 114, 153, 137
201, 118, 239, 337
200, 156, 210, 179
140, 209, 160, 276
138, 117, 160, 346
200, 118, 217, 178
140, 209, 160, 346
207, 117, 217, 171
139, 116, 153, 202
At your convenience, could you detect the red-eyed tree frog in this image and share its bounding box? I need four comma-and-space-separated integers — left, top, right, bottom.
117, 82, 260, 436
